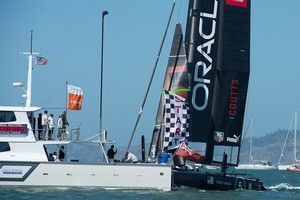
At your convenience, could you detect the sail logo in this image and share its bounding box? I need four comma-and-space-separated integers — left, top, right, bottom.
226, 0, 248, 8
229, 79, 239, 118
192, 0, 218, 111
214, 131, 224, 143
227, 134, 240, 143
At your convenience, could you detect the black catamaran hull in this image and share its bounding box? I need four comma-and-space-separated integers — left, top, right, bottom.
173, 170, 266, 191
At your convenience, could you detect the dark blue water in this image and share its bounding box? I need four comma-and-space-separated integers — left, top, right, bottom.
1, 170, 299, 200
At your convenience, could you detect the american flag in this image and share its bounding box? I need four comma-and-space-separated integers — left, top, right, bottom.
36, 56, 48, 65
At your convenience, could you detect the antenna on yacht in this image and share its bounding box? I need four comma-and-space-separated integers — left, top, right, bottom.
19, 30, 40, 107
65, 80, 69, 115
100, 10, 109, 141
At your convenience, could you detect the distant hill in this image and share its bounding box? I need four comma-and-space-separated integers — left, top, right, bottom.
115, 129, 298, 165
238, 129, 298, 165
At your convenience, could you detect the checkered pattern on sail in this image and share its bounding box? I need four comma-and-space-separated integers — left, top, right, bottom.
164, 91, 189, 150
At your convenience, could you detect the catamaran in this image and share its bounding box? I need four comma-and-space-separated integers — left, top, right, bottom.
148, 0, 266, 190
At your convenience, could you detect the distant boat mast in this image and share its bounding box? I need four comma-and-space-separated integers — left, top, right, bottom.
20, 30, 40, 107
100, 11, 109, 141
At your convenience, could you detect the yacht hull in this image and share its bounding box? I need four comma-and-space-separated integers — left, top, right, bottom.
0, 161, 172, 191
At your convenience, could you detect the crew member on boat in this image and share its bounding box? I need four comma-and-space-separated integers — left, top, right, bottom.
125, 152, 138, 163
107, 145, 117, 163
61, 111, 69, 140
160, 150, 170, 164
41, 110, 49, 140
59, 146, 65, 161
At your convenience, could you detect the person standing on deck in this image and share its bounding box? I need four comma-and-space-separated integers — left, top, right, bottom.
29, 115, 36, 138
57, 115, 63, 140
61, 111, 69, 140
37, 113, 42, 140
41, 110, 49, 140
48, 114, 55, 140
107, 145, 117, 163
160, 150, 170, 164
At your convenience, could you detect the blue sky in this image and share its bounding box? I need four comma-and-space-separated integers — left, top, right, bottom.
1, 0, 300, 147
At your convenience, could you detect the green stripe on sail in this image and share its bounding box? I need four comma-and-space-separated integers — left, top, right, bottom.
161, 88, 190, 94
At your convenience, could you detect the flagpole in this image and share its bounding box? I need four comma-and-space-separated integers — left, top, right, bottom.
30, 30, 33, 54
66, 80, 68, 114
20, 30, 39, 107
100, 10, 109, 141
26, 31, 33, 107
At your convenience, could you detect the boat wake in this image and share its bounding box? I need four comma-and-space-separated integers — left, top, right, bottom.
269, 183, 300, 191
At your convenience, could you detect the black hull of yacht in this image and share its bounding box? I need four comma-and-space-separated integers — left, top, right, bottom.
172, 170, 266, 191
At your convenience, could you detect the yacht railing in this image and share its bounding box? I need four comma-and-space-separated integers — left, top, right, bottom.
32, 127, 80, 141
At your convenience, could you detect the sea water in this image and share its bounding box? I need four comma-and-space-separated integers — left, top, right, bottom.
1, 170, 299, 200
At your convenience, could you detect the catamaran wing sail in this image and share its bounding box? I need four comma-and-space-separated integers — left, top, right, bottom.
148, 23, 190, 161
185, 0, 251, 166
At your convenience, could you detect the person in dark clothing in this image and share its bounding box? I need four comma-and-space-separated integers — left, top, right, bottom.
37, 113, 42, 140
107, 145, 117, 163
33, 116, 36, 135
29, 115, 36, 137
48, 153, 54, 161
61, 111, 69, 140
221, 152, 228, 175
59, 146, 65, 161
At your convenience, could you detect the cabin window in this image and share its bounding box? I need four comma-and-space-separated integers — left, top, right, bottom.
0, 111, 16, 122
0, 142, 10, 152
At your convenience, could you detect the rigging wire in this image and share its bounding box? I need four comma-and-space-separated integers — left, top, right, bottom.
175, 0, 183, 21
125, 0, 177, 156
41, 83, 65, 108
240, 116, 251, 148
175, 0, 188, 30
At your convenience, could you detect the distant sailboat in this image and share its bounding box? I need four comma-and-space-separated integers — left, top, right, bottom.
286, 111, 300, 172
236, 116, 275, 170
278, 111, 299, 171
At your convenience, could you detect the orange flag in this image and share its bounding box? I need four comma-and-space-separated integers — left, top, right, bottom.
67, 84, 83, 110
176, 142, 205, 163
